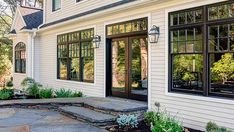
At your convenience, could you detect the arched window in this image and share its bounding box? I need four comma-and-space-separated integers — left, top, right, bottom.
15, 42, 26, 73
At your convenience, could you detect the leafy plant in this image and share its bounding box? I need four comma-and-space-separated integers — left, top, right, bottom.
26, 83, 40, 98
117, 114, 138, 131
72, 91, 83, 97
6, 81, 13, 87
152, 112, 183, 132
39, 87, 53, 98
144, 111, 157, 126
0, 89, 13, 100
206, 121, 231, 132
21, 77, 35, 87
55, 88, 73, 98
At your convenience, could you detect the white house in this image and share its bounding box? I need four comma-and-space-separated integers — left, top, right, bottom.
8, 0, 234, 131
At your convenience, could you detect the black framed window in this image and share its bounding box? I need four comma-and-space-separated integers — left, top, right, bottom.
52, 0, 61, 11
169, 1, 234, 98
57, 28, 94, 83
15, 42, 26, 73
76, 0, 83, 3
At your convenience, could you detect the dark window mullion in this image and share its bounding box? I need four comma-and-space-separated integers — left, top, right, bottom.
203, 6, 209, 96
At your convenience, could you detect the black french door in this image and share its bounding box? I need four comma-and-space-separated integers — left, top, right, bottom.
111, 35, 148, 101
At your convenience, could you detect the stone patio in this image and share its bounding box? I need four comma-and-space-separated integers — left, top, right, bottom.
0, 97, 148, 131
0, 108, 106, 132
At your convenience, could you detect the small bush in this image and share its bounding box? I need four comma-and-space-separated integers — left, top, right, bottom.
117, 114, 138, 131
6, 81, 13, 87
26, 83, 40, 98
0, 89, 14, 100
39, 88, 53, 98
206, 121, 231, 132
72, 91, 83, 97
144, 111, 157, 126
21, 77, 35, 87
152, 112, 183, 132
55, 88, 73, 98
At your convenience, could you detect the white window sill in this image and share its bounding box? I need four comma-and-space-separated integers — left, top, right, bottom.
166, 92, 234, 105
14, 73, 27, 76
56, 79, 95, 86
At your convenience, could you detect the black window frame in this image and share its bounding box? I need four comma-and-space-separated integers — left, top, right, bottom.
57, 28, 95, 83
15, 42, 26, 74
169, 1, 234, 99
76, 0, 83, 3
52, 0, 61, 12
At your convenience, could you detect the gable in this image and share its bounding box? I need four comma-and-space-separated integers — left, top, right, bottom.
10, 8, 26, 33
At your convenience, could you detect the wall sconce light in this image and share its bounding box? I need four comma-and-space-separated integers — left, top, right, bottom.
92, 35, 101, 48
148, 25, 160, 43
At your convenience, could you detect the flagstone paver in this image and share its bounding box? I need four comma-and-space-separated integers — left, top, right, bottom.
0, 108, 106, 132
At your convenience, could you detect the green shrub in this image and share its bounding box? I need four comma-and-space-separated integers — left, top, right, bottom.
26, 83, 40, 98
144, 111, 158, 126
152, 112, 183, 132
21, 77, 35, 87
144, 111, 183, 132
0, 89, 14, 100
39, 88, 53, 98
206, 121, 231, 132
55, 88, 73, 98
72, 91, 83, 97
6, 81, 13, 87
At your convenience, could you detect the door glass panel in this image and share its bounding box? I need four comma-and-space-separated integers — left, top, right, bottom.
130, 37, 148, 96
112, 40, 126, 92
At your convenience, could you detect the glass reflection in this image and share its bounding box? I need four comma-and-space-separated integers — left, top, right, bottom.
130, 38, 148, 96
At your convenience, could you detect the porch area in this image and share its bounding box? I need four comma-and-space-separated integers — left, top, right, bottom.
0, 97, 148, 127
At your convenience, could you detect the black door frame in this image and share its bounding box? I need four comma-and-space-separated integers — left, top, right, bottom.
106, 35, 148, 101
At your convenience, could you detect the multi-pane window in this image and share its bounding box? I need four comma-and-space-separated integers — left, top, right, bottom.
107, 18, 147, 36
15, 42, 26, 73
57, 28, 94, 83
169, 1, 234, 98
52, 0, 61, 11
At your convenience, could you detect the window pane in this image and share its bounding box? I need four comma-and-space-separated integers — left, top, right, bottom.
119, 24, 125, 33
15, 60, 21, 73
83, 57, 94, 83
53, 0, 60, 11
208, 6, 218, 20
126, 23, 132, 33
179, 12, 185, 25
172, 54, 204, 92
21, 59, 26, 73
107, 26, 113, 36
187, 11, 194, 24
195, 9, 203, 22
70, 58, 80, 80
59, 59, 67, 79
210, 53, 234, 96
170, 14, 178, 26
218, 4, 228, 19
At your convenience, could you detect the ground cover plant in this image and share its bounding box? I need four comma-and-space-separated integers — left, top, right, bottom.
0, 88, 13, 100
39, 87, 53, 98
206, 121, 231, 132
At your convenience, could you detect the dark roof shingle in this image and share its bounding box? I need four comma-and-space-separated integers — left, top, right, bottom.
19, 6, 43, 29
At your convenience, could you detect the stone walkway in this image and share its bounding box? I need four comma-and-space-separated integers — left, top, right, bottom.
0, 108, 106, 132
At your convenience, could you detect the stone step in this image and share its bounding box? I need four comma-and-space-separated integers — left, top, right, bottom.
58, 106, 116, 126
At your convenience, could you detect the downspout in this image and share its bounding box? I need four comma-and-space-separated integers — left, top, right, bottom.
31, 28, 37, 79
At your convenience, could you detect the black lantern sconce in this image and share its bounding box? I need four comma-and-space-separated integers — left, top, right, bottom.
148, 25, 160, 43
92, 35, 101, 48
